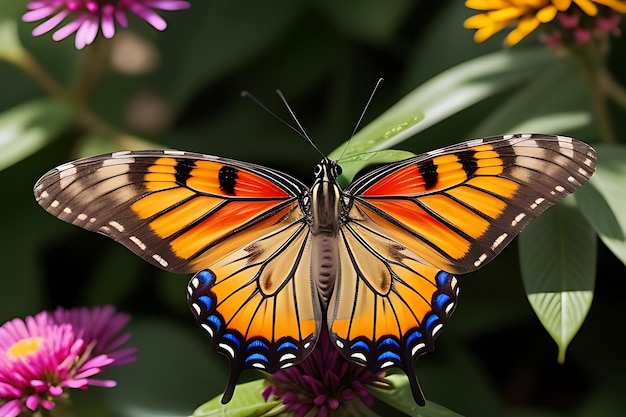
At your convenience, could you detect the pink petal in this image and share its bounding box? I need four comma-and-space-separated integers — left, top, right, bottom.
31, 9, 70, 36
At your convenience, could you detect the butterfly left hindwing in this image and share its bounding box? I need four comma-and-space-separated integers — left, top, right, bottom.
33, 133, 596, 406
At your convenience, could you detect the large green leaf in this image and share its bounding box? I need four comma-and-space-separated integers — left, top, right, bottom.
190, 379, 280, 417
576, 144, 626, 266
369, 374, 463, 417
328, 48, 552, 173
519, 198, 596, 362
0, 98, 74, 170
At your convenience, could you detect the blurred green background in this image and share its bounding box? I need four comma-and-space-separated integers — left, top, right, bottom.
1, 1, 625, 416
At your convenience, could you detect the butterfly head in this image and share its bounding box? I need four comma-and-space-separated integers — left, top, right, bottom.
313, 158, 342, 184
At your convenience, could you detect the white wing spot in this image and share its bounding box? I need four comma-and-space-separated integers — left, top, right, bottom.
112, 151, 131, 157
491, 233, 508, 250
335, 340, 344, 349
89, 217, 96, 223
77, 213, 88, 221
578, 167, 589, 177
63, 207, 72, 214
445, 303, 455, 314
51, 200, 60, 208
520, 133, 532, 139
568, 176, 576, 183
351, 352, 367, 362
163, 150, 186, 156
109, 221, 125, 232
201, 323, 214, 337
129, 236, 146, 250
411, 342, 426, 356
99, 226, 111, 233
218, 343, 235, 358
530, 197, 545, 210
280, 353, 296, 362
465, 138, 484, 147
432, 323, 443, 337
280, 363, 294, 369
584, 158, 593, 167
252, 363, 266, 369
191, 303, 201, 315
512, 212, 526, 226
40, 190, 49, 199
503, 134, 515, 140
191, 277, 199, 288
474, 253, 488, 267
451, 277, 458, 289
152, 254, 168, 267
555, 185, 565, 193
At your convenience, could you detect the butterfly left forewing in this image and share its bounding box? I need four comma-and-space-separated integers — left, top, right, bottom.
34, 150, 306, 273
346, 134, 596, 274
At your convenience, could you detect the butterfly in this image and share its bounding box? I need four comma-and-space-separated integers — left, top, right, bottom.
33, 133, 596, 405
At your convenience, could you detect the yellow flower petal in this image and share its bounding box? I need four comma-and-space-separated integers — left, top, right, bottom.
464, 14, 493, 29
475, 21, 509, 42
488, 7, 527, 21
572, 0, 599, 14
551, 0, 572, 10
536, 4, 558, 21
504, 15, 540, 45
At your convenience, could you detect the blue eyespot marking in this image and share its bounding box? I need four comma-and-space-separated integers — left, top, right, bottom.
436, 270, 450, 287
350, 340, 370, 351
207, 315, 221, 330
378, 338, 400, 348
248, 340, 269, 350
277, 341, 298, 351
378, 351, 401, 362
245, 353, 269, 363
198, 269, 216, 285
198, 295, 212, 310
223, 333, 240, 348
425, 314, 439, 330
435, 293, 451, 310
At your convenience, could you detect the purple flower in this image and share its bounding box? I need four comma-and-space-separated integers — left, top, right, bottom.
0, 306, 136, 417
22, 0, 191, 49
262, 329, 389, 417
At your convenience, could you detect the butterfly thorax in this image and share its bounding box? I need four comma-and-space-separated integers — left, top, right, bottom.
309, 159, 342, 306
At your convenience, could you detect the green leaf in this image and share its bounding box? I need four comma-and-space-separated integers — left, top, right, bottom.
576, 144, 626, 266
190, 379, 280, 417
369, 374, 464, 417
329, 48, 552, 161
337, 149, 415, 185
0, 98, 74, 170
519, 198, 596, 362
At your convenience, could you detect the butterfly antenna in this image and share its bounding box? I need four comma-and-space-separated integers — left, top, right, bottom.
241, 90, 310, 142
275, 89, 325, 158
338, 77, 384, 162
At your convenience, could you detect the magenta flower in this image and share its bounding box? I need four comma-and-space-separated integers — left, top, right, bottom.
22, 0, 191, 49
262, 329, 389, 417
0, 306, 136, 417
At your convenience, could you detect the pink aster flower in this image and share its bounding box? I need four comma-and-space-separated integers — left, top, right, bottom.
262, 329, 389, 417
22, 0, 191, 49
0, 306, 136, 417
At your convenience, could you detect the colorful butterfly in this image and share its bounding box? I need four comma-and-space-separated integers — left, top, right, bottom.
33, 134, 595, 405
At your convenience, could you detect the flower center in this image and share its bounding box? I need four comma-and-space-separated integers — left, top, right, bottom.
7, 337, 44, 361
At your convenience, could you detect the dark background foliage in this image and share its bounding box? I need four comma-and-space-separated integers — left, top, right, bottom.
1, 1, 625, 416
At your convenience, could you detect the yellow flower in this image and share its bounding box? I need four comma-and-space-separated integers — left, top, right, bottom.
464, 0, 626, 45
